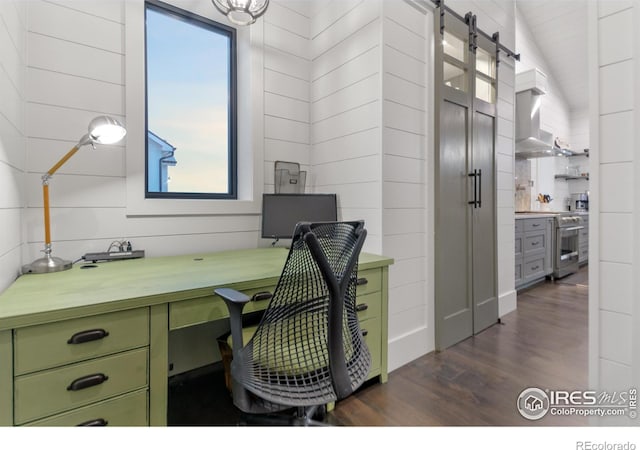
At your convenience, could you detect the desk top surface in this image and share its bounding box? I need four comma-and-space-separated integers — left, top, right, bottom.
0, 248, 393, 330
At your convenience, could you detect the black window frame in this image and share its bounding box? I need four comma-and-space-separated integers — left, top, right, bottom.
144, 0, 238, 200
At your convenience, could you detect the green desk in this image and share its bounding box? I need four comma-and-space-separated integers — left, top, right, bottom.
0, 248, 392, 426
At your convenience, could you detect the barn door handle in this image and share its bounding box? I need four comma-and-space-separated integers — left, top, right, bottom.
468, 170, 478, 208
477, 169, 482, 208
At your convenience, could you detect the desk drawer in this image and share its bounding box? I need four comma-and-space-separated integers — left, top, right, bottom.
14, 348, 148, 425
360, 318, 381, 376
355, 268, 382, 296
24, 389, 148, 427
169, 286, 276, 331
14, 308, 149, 375
356, 291, 381, 322
170, 269, 382, 331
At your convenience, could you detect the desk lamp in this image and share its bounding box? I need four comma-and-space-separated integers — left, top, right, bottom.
22, 116, 127, 274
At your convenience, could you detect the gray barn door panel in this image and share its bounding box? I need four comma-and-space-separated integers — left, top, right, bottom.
472, 110, 498, 334
435, 100, 473, 348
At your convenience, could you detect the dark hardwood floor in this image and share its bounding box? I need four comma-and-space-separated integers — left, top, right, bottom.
168, 266, 588, 426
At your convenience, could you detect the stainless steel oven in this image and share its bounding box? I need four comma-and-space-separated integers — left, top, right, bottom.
553, 215, 583, 278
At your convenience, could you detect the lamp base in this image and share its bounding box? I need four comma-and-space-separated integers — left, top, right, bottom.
22, 254, 72, 274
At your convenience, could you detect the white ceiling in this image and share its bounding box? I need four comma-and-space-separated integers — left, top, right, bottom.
516, 0, 589, 111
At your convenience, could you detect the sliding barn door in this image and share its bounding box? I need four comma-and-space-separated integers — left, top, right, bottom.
435, 13, 498, 349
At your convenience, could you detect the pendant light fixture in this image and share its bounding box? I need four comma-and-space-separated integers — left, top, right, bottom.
211, 0, 269, 26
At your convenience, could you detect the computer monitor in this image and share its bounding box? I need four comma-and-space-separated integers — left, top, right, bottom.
261, 193, 338, 240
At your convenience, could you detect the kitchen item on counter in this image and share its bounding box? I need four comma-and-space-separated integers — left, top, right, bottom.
537, 193, 552, 203
570, 192, 589, 211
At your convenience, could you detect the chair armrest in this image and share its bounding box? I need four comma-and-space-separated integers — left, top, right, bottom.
215, 288, 250, 304
215, 288, 250, 356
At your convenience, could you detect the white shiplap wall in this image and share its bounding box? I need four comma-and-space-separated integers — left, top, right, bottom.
381, 0, 431, 369
310, 0, 383, 254
0, 1, 25, 292
590, 0, 637, 424
263, 0, 311, 193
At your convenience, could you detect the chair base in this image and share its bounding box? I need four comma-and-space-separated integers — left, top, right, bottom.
238, 405, 329, 426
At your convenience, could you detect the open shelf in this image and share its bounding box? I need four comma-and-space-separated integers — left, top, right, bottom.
554, 174, 589, 181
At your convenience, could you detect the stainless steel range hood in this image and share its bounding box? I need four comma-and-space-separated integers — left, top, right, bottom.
515, 89, 559, 159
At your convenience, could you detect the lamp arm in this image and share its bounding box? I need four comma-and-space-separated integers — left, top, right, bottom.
43, 145, 80, 181
41, 135, 91, 249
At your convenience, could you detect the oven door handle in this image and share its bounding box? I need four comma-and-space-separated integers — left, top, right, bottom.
562, 226, 584, 232
560, 251, 579, 261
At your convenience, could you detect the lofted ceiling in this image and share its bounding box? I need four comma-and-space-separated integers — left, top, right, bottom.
516, 0, 589, 112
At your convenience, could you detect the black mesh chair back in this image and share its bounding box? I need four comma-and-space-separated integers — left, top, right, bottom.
218, 221, 370, 417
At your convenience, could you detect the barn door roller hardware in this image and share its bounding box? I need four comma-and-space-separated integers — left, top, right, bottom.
432, 0, 520, 61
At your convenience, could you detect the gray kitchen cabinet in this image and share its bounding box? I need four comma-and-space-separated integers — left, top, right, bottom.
515, 216, 554, 289
515, 220, 524, 287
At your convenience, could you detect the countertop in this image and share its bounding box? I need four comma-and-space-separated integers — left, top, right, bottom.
515, 211, 589, 219
515, 212, 561, 219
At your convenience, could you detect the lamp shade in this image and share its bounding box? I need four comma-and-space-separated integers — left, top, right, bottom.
88, 116, 127, 145
211, 0, 269, 26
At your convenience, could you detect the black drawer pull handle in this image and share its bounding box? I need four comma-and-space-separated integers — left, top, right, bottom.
532, 223, 540, 227
77, 418, 109, 427
67, 329, 109, 345
356, 278, 368, 286
531, 241, 539, 246
531, 265, 539, 271
67, 373, 109, 391
356, 303, 368, 312
361, 329, 369, 337
251, 291, 273, 302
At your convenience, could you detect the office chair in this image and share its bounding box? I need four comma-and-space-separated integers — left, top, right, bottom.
215, 221, 370, 425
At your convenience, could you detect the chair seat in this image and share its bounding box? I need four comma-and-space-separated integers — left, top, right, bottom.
219, 323, 337, 407
224, 319, 332, 376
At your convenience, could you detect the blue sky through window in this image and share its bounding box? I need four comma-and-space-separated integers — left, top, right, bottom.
146, 6, 231, 194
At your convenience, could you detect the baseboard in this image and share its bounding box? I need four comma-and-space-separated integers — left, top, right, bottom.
387, 326, 434, 373
499, 289, 517, 317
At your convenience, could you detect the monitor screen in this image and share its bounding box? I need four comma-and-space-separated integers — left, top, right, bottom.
261, 193, 337, 239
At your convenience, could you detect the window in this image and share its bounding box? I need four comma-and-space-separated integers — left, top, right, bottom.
145, 1, 237, 199
475, 47, 496, 104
